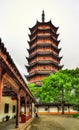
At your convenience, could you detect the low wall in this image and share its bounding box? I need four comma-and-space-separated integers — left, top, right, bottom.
37, 112, 79, 115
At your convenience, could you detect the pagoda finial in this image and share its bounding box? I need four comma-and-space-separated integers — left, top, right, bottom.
42, 10, 45, 22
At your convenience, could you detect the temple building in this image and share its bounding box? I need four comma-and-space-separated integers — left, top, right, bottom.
25, 11, 63, 85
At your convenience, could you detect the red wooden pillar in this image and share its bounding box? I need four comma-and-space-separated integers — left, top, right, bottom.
16, 93, 20, 128
30, 101, 32, 117
0, 67, 4, 111
24, 98, 27, 115
28, 99, 30, 116
28, 101, 30, 116
29, 99, 32, 117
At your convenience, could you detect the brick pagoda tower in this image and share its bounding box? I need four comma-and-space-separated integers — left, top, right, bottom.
25, 11, 63, 85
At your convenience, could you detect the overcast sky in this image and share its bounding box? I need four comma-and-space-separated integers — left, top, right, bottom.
0, 0, 79, 81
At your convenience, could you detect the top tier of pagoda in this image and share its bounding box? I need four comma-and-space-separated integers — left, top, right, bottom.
25, 11, 63, 85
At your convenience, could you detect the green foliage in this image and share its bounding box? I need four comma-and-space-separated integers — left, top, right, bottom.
27, 83, 40, 99
27, 68, 79, 109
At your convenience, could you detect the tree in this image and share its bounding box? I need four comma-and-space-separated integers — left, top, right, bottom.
38, 69, 73, 114
54, 69, 73, 114
27, 83, 40, 99
27, 68, 79, 114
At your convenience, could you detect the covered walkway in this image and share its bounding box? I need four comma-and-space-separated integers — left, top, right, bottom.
0, 38, 36, 128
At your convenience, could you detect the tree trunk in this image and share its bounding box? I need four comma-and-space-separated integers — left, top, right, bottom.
61, 88, 64, 114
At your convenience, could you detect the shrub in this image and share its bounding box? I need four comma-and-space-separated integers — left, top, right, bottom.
72, 114, 79, 118
5, 115, 10, 121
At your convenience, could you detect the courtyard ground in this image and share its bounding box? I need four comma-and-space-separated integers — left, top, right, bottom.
0, 119, 15, 130
0, 115, 79, 130
27, 115, 79, 130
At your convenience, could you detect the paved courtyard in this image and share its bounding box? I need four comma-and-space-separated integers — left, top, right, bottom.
28, 115, 79, 130
0, 115, 79, 130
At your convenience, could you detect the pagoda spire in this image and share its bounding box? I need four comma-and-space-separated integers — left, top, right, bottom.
42, 10, 45, 22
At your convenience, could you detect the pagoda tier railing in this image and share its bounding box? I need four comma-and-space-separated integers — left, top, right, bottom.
26, 70, 55, 78
28, 36, 60, 46
29, 70, 56, 75
27, 51, 61, 60
29, 28, 59, 40
28, 43, 61, 53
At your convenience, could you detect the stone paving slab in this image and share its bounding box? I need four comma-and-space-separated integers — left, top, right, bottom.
0, 119, 16, 130
28, 115, 79, 130
29, 115, 65, 130
53, 115, 79, 130
0, 118, 33, 130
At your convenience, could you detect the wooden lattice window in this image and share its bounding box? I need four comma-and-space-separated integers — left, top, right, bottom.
4, 103, 9, 113
13, 105, 16, 113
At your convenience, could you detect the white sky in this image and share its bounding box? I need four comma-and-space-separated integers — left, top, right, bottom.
0, 0, 79, 81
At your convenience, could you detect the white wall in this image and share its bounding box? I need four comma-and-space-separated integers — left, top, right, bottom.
37, 106, 58, 112
37, 107, 45, 112
0, 96, 16, 122
37, 106, 78, 113
49, 107, 58, 112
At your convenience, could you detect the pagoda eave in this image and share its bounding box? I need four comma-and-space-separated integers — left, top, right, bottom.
59, 56, 63, 61
29, 20, 58, 33
25, 65, 29, 70
26, 60, 62, 69
25, 56, 29, 61
50, 37, 60, 45
25, 72, 50, 79
27, 52, 61, 62
25, 70, 56, 80
28, 35, 60, 46
28, 34, 31, 39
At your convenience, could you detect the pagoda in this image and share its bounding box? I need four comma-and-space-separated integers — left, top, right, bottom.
25, 11, 63, 85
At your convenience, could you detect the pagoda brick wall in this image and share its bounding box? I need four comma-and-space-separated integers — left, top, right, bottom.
29, 65, 58, 74
29, 75, 46, 83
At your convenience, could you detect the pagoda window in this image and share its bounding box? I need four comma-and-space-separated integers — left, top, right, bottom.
43, 57, 46, 59
43, 66, 46, 69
